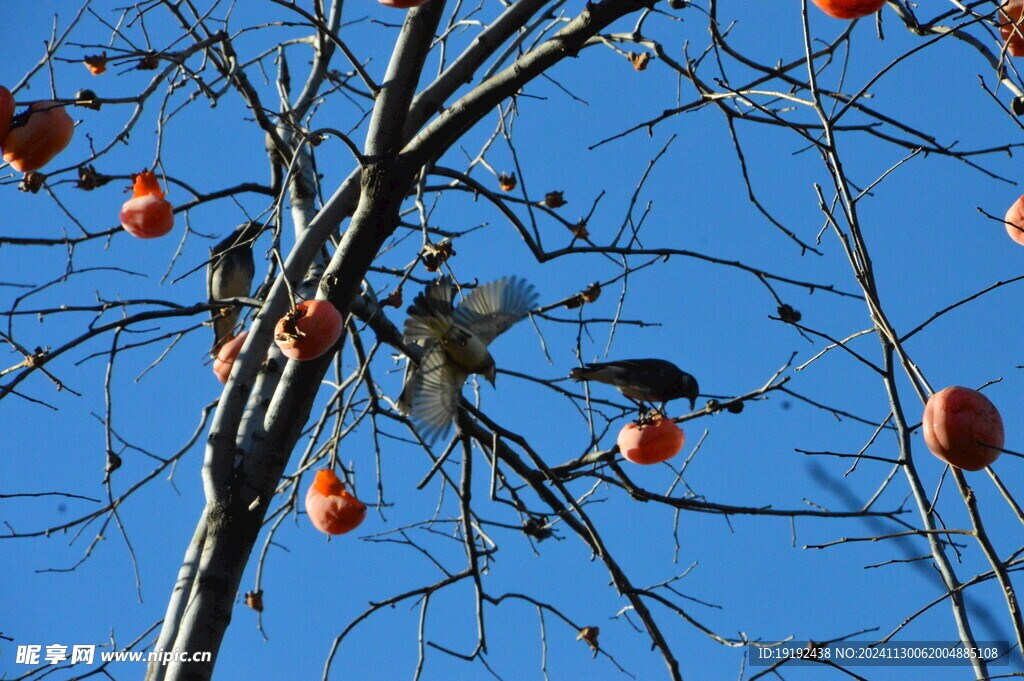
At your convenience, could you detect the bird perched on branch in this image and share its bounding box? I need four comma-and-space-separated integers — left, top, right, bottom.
400, 275, 538, 442
569, 359, 699, 413
207, 222, 261, 357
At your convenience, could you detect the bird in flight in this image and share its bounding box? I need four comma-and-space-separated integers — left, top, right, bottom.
207, 222, 261, 357
570, 359, 699, 414
400, 275, 538, 442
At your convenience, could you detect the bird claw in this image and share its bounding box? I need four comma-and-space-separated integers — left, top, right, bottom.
635, 407, 665, 426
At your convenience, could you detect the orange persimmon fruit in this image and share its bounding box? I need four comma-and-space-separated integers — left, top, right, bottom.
1005, 194, 1024, 246
810, 0, 886, 20
212, 331, 248, 384
274, 300, 343, 361
1001, 0, 1024, 56
2, 101, 75, 173
616, 414, 685, 465
119, 170, 174, 239
922, 386, 1004, 471
305, 469, 367, 535
0, 86, 14, 142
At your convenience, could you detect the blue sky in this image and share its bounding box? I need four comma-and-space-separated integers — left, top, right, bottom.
2, 1, 1023, 680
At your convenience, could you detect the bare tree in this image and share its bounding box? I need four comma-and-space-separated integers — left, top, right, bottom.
3, 1, 1023, 680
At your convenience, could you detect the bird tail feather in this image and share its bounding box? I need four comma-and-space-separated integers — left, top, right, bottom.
211, 312, 239, 358
568, 366, 588, 381
397, 357, 416, 416
569, 364, 607, 382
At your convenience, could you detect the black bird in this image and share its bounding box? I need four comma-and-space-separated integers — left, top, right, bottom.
207, 222, 260, 357
569, 359, 699, 413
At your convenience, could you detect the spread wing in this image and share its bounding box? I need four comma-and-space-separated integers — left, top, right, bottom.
453, 276, 537, 346
404, 276, 455, 345
408, 343, 468, 443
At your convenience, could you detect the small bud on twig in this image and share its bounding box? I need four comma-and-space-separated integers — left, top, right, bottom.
577, 626, 600, 652
565, 282, 602, 309
542, 191, 566, 208
19, 172, 45, 193
777, 304, 802, 324
245, 590, 264, 612
628, 52, 651, 71
75, 89, 101, 110
421, 240, 455, 272
83, 52, 108, 75
77, 165, 113, 191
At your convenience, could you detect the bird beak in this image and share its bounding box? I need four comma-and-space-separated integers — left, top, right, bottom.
485, 368, 496, 387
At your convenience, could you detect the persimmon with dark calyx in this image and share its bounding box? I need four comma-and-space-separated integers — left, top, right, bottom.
274, 300, 343, 361
617, 414, 685, 465
922, 386, 1004, 471
2, 101, 75, 172
1005, 194, 1024, 246
1001, 0, 1024, 56
0, 86, 14, 141
305, 469, 366, 535
810, 0, 886, 20
120, 170, 174, 238
212, 331, 248, 384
